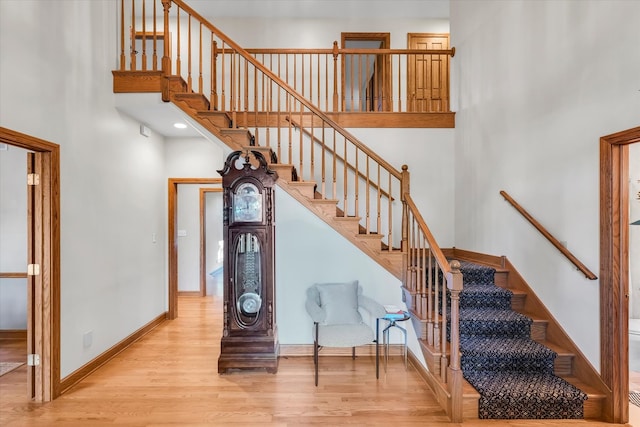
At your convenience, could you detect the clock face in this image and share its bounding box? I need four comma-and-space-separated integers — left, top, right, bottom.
233, 183, 262, 222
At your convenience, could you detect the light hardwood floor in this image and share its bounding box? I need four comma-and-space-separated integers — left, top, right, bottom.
0, 295, 631, 426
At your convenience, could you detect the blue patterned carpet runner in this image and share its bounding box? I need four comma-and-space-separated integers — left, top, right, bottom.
452, 261, 587, 419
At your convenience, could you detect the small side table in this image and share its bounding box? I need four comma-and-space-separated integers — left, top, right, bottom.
376, 311, 411, 378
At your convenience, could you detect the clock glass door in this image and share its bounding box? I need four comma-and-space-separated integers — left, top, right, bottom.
233, 232, 262, 326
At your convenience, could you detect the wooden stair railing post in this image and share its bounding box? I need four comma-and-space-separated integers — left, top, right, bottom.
211, 39, 218, 110
401, 164, 410, 305
161, 0, 172, 102
141, 0, 147, 71
447, 259, 463, 423
130, 0, 136, 70
119, 0, 126, 70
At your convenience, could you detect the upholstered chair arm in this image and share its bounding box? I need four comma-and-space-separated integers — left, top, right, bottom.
358, 295, 386, 319
305, 298, 326, 324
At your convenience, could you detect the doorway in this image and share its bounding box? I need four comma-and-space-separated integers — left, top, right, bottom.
600, 126, 640, 423
200, 188, 224, 297
341, 33, 391, 112
168, 178, 221, 319
0, 127, 60, 402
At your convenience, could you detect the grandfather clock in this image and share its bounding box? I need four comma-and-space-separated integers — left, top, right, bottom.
217, 150, 279, 373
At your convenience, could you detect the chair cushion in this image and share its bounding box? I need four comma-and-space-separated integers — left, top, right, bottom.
315, 323, 374, 347
316, 281, 362, 325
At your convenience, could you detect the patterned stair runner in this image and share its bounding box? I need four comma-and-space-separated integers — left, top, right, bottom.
452, 261, 587, 419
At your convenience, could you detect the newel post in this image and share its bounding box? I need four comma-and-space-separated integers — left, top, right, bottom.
400, 165, 410, 287
447, 260, 464, 422
161, 0, 172, 102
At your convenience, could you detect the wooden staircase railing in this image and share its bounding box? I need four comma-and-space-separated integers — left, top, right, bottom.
403, 194, 463, 422
116, 0, 464, 421
224, 44, 455, 113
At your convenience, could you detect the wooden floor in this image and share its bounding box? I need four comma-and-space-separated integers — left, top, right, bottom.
0, 295, 631, 426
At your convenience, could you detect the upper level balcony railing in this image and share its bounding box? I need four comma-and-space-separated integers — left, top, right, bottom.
230, 43, 455, 114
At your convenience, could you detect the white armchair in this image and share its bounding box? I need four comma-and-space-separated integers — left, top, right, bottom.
305, 280, 385, 385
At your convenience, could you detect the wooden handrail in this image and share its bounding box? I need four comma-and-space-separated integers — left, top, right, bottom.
405, 194, 450, 273
225, 47, 455, 56
500, 190, 597, 280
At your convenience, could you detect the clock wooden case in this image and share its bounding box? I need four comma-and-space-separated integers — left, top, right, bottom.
217, 150, 279, 373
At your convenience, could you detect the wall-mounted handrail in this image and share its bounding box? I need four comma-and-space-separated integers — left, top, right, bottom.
500, 190, 597, 280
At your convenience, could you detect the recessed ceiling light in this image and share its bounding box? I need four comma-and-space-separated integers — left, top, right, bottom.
173, 122, 187, 129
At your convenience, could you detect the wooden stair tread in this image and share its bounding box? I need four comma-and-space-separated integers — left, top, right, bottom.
334, 216, 361, 222
355, 233, 385, 240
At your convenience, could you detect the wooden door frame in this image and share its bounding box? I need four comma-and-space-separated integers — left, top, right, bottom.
200, 188, 223, 297
600, 125, 640, 423
168, 178, 221, 318
340, 32, 391, 112
0, 127, 60, 402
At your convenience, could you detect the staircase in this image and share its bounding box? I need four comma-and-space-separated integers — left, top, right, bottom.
413, 248, 608, 420
113, 0, 610, 422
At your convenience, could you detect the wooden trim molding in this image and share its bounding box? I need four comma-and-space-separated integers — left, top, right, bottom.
600, 126, 640, 424
0, 330, 28, 339
177, 291, 201, 297
58, 312, 166, 395
0, 272, 28, 278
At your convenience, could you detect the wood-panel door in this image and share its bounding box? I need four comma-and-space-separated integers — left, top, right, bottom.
407, 33, 450, 112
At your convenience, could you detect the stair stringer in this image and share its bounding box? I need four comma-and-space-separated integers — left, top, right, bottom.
169, 88, 404, 280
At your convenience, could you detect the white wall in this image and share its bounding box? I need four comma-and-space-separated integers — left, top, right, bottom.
0, 146, 28, 329
213, 17, 449, 49
450, 0, 640, 368
351, 128, 456, 246
275, 188, 423, 361
1, 0, 167, 378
